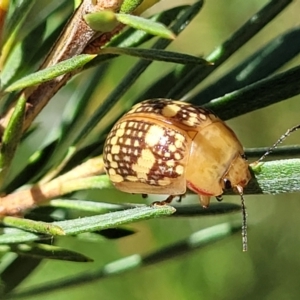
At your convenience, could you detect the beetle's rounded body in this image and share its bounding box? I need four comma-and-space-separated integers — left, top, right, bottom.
103, 99, 251, 207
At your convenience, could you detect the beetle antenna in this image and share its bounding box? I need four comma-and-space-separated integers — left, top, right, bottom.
258, 124, 300, 162
236, 185, 247, 252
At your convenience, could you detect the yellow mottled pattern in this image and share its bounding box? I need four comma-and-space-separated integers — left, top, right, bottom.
158, 178, 172, 186
103, 99, 218, 192
162, 104, 181, 117
199, 113, 207, 120
110, 174, 124, 183
145, 125, 164, 146
175, 165, 184, 175
116, 129, 125, 137
134, 149, 156, 171
111, 145, 120, 154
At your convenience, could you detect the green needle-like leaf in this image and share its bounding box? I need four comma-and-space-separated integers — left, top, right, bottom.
101, 47, 209, 65
167, 0, 293, 100
194, 27, 300, 104
0, 256, 42, 296
5, 54, 96, 92
10, 243, 93, 262
0, 228, 45, 244
248, 159, 300, 194
0, 206, 175, 244
116, 13, 175, 39
6, 222, 241, 298
205, 65, 300, 120
221, 159, 300, 195
54, 206, 176, 235
2, 217, 65, 235
109, 6, 188, 49
0, 95, 26, 185
47, 199, 129, 213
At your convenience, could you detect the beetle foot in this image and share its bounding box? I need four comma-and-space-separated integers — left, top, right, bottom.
151, 195, 176, 206
176, 193, 187, 202
216, 195, 223, 202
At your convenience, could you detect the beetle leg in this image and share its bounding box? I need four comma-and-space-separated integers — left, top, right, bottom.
151, 195, 175, 206
199, 195, 210, 208
151, 194, 185, 206
216, 195, 223, 202
177, 196, 182, 202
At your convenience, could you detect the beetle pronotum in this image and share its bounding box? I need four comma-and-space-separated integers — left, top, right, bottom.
103, 98, 299, 251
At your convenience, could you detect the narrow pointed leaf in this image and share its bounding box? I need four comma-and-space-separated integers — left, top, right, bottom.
0, 242, 91, 296
47, 199, 128, 213
2, 217, 65, 235
5, 54, 96, 91
0, 94, 26, 184
0, 256, 42, 295
222, 159, 300, 195
167, 0, 293, 100
11, 243, 93, 262
84, 6, 187, 70
116, 13, 175, 39
110, 6, 188, 48
247, 158, 300, 194
205, 65, 300, 120
7, 222, 241, 298
194, 27, 300, 104
0, 207, 175, 244
0, 228, 44, 244
101, 47, 210, 65
54, 206, 176, 235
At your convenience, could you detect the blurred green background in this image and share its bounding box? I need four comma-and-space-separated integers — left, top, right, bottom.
10, 0, 300, 299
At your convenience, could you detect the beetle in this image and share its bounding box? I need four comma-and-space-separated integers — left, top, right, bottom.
103, 98, 251, 204
103, 99, 300, 251
103, 99, 252, 249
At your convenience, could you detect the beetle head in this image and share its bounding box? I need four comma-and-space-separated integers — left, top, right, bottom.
222, 153, 251, 193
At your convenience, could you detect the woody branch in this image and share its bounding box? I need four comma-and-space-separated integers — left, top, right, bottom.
0, 0, 125, 135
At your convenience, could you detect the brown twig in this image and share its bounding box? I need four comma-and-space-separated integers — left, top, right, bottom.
0, 0, 124, 135
0, 156, 105, 216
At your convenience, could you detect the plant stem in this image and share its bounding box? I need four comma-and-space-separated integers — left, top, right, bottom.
0, 0, 124, 134
0, 158, 299, 216
0, 156, 106, 216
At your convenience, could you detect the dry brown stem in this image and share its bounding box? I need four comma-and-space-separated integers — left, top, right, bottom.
0, 156, 105, 215
0, 0, 124, 135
